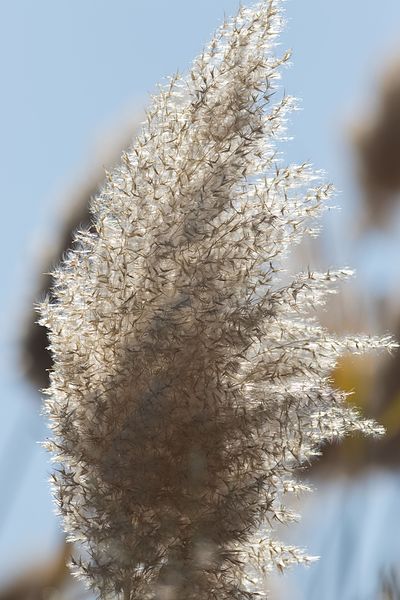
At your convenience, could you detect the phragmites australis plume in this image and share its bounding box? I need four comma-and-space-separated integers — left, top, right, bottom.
39, 1, 392, 598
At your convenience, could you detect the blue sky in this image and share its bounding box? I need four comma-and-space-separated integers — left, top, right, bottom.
1, 0, 400, 589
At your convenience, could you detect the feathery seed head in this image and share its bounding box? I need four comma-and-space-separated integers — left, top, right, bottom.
39, 1, 390, 598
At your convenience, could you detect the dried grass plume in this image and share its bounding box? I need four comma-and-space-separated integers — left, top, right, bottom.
39, 1, 391, 598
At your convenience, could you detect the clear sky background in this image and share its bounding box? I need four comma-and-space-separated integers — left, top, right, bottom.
1, 0, 400, 591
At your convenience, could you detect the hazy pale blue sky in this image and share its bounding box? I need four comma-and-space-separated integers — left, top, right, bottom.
1, 0, 400, 591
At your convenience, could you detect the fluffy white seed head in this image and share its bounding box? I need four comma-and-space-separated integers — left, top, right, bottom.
39, 2, 391, 598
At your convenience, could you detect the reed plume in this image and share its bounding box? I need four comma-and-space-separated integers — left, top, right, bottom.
39, 1, 390, 598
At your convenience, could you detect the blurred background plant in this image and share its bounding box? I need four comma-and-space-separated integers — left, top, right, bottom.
2, 1, 400, 599
379, 568, 400, 600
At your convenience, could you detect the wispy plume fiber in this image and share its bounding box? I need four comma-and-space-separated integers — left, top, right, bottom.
40, 1, 390, 598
